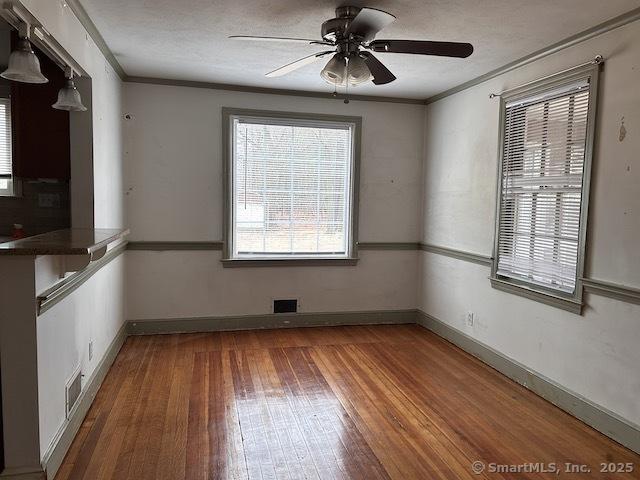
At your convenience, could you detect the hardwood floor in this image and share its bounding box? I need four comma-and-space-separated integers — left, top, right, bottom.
55, 325, 640, 480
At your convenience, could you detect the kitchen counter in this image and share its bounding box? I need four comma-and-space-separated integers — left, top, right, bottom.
0, 228, 129, 255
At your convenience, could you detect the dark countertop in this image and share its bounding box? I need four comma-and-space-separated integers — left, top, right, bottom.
0, 228, 129, 255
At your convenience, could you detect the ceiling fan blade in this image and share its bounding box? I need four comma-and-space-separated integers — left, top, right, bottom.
346, 8, 396, 42
229, 35, 331, 46
266, 51, 335, 78
360, 52, 396, 85
369, 40, 474, 58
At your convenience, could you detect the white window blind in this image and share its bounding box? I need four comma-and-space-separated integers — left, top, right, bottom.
231, 116, 354, 258
496, 80, 591, 293
0, 97, 12, 179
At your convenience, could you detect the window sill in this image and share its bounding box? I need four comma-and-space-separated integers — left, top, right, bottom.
221, 257, 359, 268
490, 277, 583, 314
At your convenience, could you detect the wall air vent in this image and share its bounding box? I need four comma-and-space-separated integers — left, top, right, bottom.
65, 368, 82, 418
273, 299, 298, 313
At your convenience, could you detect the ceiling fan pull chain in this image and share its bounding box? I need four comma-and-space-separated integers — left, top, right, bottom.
344, 59, 350, 104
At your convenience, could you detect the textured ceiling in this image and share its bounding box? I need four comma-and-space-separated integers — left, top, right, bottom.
79, 0, 640, 99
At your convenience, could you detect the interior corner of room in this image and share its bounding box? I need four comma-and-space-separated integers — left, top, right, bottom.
0, 1, 639, 479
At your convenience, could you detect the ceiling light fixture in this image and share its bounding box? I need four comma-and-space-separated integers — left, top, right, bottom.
52, 68, 87, 112
345, 54, 372, 85
320, 53, 372, 87
1, 26, 48, 84
320, 53, 347, 86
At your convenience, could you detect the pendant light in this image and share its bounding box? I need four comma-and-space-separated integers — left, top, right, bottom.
1, 26, 48, 84
52, 68, 87, 112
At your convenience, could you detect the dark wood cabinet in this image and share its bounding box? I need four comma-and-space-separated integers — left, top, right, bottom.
11, 33, 70, 180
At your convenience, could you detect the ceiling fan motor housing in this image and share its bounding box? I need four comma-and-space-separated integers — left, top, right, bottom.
321, 6, 361, 43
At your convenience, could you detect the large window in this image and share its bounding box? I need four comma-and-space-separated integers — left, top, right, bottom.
223, 109, 361, 264
0, 96, 13, 196
491, 64, 599, 313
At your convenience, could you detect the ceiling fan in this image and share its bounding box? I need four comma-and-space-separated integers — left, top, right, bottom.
229, 6, 473, 87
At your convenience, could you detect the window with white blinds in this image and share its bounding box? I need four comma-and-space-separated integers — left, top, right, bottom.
228, 113, 357, 259
494, 78, 594, 296
0, 97, 13, 196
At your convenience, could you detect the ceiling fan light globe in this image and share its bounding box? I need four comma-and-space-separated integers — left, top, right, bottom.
1, 38, 48, 84
346, 54, 372, 85
320, 54, 347, 87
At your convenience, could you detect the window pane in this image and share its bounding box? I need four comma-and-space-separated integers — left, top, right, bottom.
232, 118, 353, 257
497, 83, 591, 293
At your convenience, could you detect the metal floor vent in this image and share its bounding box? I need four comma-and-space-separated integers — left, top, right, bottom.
65, 368, 82, 418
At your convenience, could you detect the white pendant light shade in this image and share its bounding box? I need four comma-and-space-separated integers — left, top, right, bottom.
52, 78, 87, 112
1, 38, 48, 84
320, 54, 347, 86
346, 55, 372, 85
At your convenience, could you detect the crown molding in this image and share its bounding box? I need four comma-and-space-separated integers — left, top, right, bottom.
425, 7, 640, 104
65, 0, 126, 79
124, 76, 426, 105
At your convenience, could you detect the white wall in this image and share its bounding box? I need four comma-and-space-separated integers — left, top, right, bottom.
19, 0, 125, 230
35, 252, 125, 455
123, 84, 424, 319
420, 20, 640, 426
12, 0, 126, 460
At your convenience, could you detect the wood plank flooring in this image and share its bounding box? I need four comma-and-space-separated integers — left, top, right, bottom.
55, 325, 640, 479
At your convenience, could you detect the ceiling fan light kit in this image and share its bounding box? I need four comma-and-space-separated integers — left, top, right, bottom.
320, 53, 373, 87
230, 6, 473, 92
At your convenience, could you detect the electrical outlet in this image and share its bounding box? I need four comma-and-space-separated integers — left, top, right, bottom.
88, 340, 93, 361
466, 311, 475, 327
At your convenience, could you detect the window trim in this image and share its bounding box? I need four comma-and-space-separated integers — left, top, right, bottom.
221, 107, 362, 266
0, 95, 15, 197
490, 62, 601, 314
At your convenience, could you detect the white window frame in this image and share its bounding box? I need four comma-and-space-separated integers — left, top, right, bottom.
0, 95, 15, 197
222, 108, 361, 267
490, 62, 600, 314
